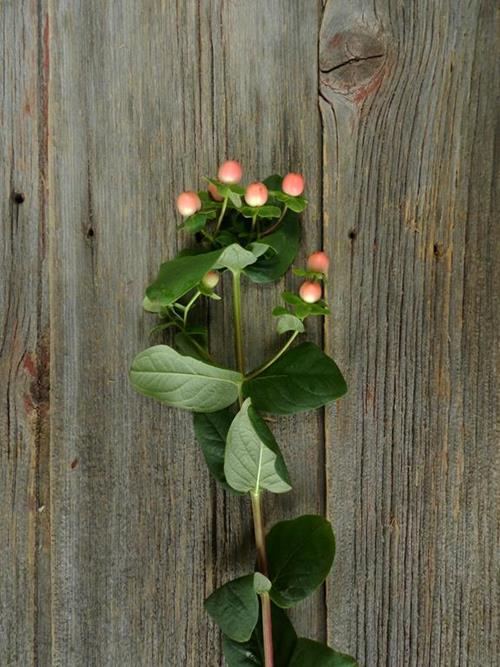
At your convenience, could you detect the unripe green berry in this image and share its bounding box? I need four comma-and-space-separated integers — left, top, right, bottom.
202, 270, 219, 289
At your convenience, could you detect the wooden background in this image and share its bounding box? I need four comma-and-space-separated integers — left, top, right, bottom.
1, 1, 498, 665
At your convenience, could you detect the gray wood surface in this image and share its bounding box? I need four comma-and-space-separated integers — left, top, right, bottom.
1, 1, 497, 666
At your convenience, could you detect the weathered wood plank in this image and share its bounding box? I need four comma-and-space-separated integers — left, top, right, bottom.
207, 0, 325, 645
49, 1, 323, 664
0, 2, 51, 666
320, 1, 499, 665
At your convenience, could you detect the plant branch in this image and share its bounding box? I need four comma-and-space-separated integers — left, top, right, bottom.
215, 195, 228, 235
232, 275, 274, 667
261, 205, 287, 237
246, 331, 299, 380
251, 492, 273, 667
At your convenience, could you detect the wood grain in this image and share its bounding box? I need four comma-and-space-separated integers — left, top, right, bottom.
1, 0, 498, 665
0, 2, 51, 666
320, 1, 499, 665
48, 1, 323, 665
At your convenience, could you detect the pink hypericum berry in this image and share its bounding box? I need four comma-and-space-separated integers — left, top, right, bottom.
208, 182, 224, 202
202, 270, 219, 289
282, 172, 305, 197
307, 251, 330, 274
176, 191, 202, 217
244, 182, 268, 207
299, 281, 322, 304
218, 160, 243, 184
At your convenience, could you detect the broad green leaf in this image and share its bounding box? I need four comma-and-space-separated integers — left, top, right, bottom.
130, 344, 242, 412
173, 331, 210, 362
224, 398, 291, 494
193, 408, 242, 493
271, 306, 288, 317
244, 213, 300, 283
149, 321, 177, 337
289, 638, 357, 666
266, 515, 335, 608
247, 242, 271, 258
263, 174, 283, 191
215, 243, 258, 273
146, 249, 222, 305
205, 574, 259, 643
223, 603, 297, 667
276, 314, 305, 335
243, 342, 347, 415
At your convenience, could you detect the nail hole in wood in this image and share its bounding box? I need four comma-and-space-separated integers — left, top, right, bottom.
70, 458, 79, 469
12, 191, 25, 204
87, 227, 95, 238
348, 229, 357, 240
433, 243, 443, 258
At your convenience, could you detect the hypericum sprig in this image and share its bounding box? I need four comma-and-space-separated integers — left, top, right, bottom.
130, 160, 357, 667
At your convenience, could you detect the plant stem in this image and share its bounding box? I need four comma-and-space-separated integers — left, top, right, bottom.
215, 196, 228, 235
231, 271, 245, 375
183, 290, 200, 325
246, 330, 299, 380
251, 492, 273, 667
262, 205, 287, 237
231, 277, 274, 666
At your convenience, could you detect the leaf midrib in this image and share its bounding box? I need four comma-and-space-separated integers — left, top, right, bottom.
132, 370, 240, 386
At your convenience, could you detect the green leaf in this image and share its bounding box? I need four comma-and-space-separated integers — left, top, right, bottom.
289, 639, 357, 666
223, 603, 297, 667
263, 174, 283, 191
173, 331, 210, 362
130, 344, 242, 412
271, 306, 288, 317
281, 291, 303, 305
270, 191, 308, 213
143, 295, 163, 313
240, 205, 281, 219
252, 573, 272, 594
179, 210, 215, 233
146, 249, 222, 306
247, 242, 271, 259
215, 243, 258, 273
205, 574, 259, 643
149, 321, 177, 337
207, 178, 244, 207
224, 398, 291, 494
284, 195, 307, 213
244, 213, 300, 284
243, 342, 346, 415
193, 408, 242, 493
276, 314, 305, 335
267, 515, 335, 608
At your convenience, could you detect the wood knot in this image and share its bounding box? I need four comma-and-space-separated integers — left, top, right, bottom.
320, 25, 387, 104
